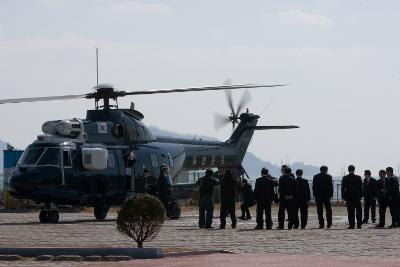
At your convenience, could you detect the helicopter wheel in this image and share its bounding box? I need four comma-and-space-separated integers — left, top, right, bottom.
167, 202, 181, 220
39, 209, 59, 223
94, 205, 109, 220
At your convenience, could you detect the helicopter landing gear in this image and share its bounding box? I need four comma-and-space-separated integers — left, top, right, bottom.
94, 205, 109, 220
39, 209, 59, 223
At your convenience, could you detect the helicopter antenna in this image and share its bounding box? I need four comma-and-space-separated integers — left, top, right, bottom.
259, 96, 276, 116
95, 44, 100, 87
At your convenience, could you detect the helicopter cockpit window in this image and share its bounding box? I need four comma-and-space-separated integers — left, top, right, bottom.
38, 148, 60, 166
150, 154, 158, 168
168, 153, 174, 168
20, 148, 46, 165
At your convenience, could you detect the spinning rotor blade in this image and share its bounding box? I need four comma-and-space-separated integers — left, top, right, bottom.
235, 89, 252, 116
214, 113, 231, 130
0, 94, 87, 105
224, 89, 235, 115
119, 84, 286, 96
249, 125, 299, 130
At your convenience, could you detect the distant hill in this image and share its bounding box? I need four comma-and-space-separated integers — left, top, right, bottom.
149, 126, 320, 179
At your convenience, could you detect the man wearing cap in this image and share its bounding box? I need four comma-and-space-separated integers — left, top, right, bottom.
313, 166, 333, 228
196, 169, 219, 229
362, 170, 378, 224
278, 167, 297, 230
342, 165, 363, 229
293, 169, 310, 229
254, 167, 278, 229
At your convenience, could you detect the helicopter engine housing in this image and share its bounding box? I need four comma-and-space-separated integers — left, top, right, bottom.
42, 119, 83, 137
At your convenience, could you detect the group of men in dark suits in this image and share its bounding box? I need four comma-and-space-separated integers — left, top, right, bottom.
254, 166, 311, 230
196, 164, 400, 230
341, 166, 400, 229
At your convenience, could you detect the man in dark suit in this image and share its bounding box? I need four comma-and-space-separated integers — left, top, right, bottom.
254, 168, 278, 229
219, 170, 238, 229
362, 170, 378, 224
196, 169, 220, 229
278, 167, 298, 230
313, 166, 333, 228
386, 167, 400, 228
294, 169, 311, 229
342, 165, 363, 229
376, 170, 389, 228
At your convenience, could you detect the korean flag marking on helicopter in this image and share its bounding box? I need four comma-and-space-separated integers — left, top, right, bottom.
98, 122, 108, 134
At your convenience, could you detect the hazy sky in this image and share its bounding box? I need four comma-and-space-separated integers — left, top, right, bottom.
1, 0, 400, 176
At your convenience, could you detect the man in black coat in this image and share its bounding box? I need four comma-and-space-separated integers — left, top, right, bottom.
294, 169, 311, 229
312, 166, 333, 228
238, 179, 255, 220
196, 169, 220, 229
386, 167, 400, 228
362, 170, 378, 224
254, 167, 278, 229
278, 167, 298, 230
342, 165, 363, 229
219, 170, 238, 229
376, 170, 389, 227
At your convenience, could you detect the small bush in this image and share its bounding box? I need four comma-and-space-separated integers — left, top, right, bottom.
116, 194, 166, 248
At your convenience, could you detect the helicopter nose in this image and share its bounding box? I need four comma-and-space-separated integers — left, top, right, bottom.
9, 172, 34, 192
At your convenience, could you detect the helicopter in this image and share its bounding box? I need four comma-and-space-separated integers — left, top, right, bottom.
1, 83, 299, 223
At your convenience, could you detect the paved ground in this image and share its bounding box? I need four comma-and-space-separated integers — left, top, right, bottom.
0, 205, 399, 266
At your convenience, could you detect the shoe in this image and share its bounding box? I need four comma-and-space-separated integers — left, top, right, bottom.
318, 225, 324, 229
357, 225, 362, 229
245, 216, 252, 220
266, 227, 272, 230
255, 226, 263, 230
301, 226, 306, 230
388, 224, 397, 228
276, 226, 284, 230
347, 226, 355, 229
219, 226, 225, 229
362, 220, 368, 224
375, 224, 384, 228
204, 226, 214, 229
238, 216, 246, 220
327, 224, 331, 229
231, 224, 237, 229
199, 226, 205, 229
372, 220, 376, 224
293, 226, 299, 229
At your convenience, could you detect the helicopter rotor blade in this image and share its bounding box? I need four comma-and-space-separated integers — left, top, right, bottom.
213, 113, 231, 130
0, 94, 88, 105
119, 84, 287, 97
235, 89, 252, 116
224, 89, 235, 115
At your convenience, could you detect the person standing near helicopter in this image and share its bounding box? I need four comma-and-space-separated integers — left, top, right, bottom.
157, 164, 172, 208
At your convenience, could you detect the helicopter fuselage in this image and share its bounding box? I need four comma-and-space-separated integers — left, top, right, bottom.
9, 108, 258, 208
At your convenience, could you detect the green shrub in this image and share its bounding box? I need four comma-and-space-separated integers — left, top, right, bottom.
116, 194, 166, 248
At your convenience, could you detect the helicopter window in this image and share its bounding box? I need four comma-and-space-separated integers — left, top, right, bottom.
107, 154, 116, 168
38, 148, 60, 166
20, 148, 45, 165
150, 154, 158, 168
168, 153, 174, 168
63, 150, 72, 167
